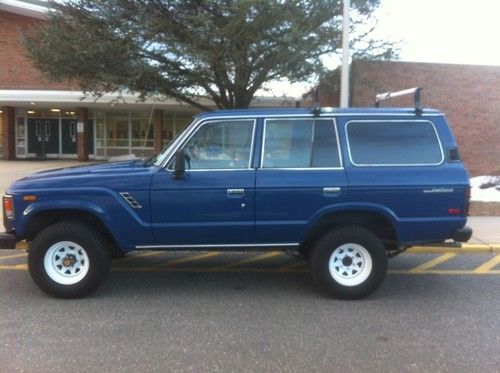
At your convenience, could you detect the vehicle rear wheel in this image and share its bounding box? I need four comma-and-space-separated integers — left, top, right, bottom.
28, 223, 110, 298
311, 226, 387, 299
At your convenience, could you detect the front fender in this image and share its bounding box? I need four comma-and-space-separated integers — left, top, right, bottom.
19, 199, 110, 235
14, 189, 154, 250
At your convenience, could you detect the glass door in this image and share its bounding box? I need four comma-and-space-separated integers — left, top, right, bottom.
27, 118, 59, 157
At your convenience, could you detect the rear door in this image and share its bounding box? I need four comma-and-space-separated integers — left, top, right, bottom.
255, 117, 348, 244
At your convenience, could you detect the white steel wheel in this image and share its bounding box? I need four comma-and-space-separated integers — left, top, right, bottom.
311, 226, 387, 299
328, 243, 373, 287
29, 223, 110, 298
43, 241, 90, 285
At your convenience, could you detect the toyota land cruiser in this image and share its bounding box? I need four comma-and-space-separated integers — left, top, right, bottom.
0, 88, 472, 299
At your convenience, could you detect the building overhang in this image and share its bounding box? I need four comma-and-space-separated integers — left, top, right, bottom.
0, 90, 296, 112
0, 0, 49, 20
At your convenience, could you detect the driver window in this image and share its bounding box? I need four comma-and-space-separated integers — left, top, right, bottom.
182, 120, 254, 170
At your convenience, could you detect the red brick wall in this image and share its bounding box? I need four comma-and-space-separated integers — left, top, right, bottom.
318, 60, 500, 176
0, 10, 75, 90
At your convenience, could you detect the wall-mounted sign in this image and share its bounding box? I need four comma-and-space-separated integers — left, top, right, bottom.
77, 121, 84, 133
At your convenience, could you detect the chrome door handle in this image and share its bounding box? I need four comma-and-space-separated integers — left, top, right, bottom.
227, 188, 245, 195
323, 187, 341, 193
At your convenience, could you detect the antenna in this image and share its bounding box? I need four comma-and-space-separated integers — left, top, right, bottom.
141, 103, 155, 158
375, 87, 423, 115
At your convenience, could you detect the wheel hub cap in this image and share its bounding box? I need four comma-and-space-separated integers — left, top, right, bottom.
62, 255, 76, 267
341, 256, 353, 267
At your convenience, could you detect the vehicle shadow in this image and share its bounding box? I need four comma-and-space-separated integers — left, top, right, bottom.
94, 268, 464, 303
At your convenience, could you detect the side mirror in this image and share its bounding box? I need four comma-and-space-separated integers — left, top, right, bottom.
173, 149, 186, 179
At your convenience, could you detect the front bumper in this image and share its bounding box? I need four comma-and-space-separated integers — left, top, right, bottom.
452, 226, 473, 242
0, 232, 17, 250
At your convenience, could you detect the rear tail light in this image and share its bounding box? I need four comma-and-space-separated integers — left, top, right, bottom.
3, 195, 14, 219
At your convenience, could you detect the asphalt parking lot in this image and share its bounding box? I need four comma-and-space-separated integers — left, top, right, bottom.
1, 247, 499, 372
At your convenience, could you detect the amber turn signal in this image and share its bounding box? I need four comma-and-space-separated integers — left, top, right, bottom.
3, 195, 14, 219
23, 195, 37, 202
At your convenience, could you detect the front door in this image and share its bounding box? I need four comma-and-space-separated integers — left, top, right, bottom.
27, 118, 59, 157
150, 119, 257, 246
255, 117, 349, 244
61, 118, 77, 154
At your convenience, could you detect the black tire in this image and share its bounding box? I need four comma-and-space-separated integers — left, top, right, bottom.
311, 226, 387, 299
28, 222, 111, 298
109, 245, 126, 259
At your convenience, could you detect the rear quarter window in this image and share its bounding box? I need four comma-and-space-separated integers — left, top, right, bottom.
346, 120, 444, 166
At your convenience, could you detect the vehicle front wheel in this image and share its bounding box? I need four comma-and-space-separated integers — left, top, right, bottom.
311, 226, 387, 299
28, 223, 110, 298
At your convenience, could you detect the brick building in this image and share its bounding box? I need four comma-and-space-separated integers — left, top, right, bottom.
306, 60, 500, 176
2, 1, 498, 174
0, 0, 293, 161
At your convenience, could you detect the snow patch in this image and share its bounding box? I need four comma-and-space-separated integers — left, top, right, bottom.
470, 176, 500, 202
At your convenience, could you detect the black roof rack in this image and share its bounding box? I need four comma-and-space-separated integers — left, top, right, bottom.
375, 87, 422, 115
311, 87, 321, 116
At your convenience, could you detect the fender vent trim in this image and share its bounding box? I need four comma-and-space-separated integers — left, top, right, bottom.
119, 192, 142, 209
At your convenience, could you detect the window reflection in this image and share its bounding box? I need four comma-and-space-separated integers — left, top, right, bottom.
106, 113, 129, 147
131, 112, 153, 148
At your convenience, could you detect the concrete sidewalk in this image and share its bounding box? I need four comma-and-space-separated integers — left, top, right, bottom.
0, 160, 499, 246
0, 159, 94, 196
466, 216, 500, 246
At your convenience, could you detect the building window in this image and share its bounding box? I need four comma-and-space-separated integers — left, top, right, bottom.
16, 117, 26, 147
90, 110, 198, 159
131, 112, 153, 148
95, 112, 105, 148
106, 112, 129, 148
163, 112, 194, 148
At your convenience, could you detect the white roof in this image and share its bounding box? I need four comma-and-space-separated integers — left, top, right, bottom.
0, 90, 296, 111
0, 0, 48, 19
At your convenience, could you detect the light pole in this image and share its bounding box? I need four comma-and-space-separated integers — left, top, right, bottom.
340, 0, 350, 108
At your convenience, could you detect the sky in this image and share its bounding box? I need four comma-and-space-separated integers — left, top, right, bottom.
260, 0, 500, 98
373, 0, 500, 66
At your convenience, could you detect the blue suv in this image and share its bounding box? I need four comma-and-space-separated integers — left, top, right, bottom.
1, 89, 472, 299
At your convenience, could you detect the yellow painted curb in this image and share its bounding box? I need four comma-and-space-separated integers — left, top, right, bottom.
408, 244, 500, 254
15, 241, 28, 250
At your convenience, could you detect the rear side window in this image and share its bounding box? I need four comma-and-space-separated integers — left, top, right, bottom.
346, 120, 443, 166
262, 119, 341, 168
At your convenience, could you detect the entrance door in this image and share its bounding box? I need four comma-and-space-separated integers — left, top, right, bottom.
27, 118, 59, 157
61, 118, 77, 154
87, 119, 94, 155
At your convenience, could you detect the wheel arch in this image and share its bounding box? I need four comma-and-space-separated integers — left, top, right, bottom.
23, 208, 119, 251
300, 208, 398, 256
